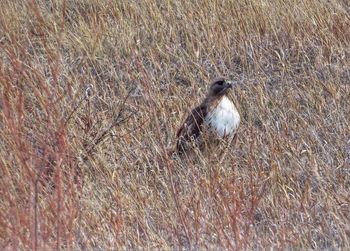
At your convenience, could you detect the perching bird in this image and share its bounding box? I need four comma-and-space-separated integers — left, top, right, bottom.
176, 78, 240, 155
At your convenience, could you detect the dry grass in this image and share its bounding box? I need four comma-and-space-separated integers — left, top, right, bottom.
1, 0, 350, 249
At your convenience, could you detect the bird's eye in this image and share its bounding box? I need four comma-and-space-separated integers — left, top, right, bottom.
218, 81, 224, 86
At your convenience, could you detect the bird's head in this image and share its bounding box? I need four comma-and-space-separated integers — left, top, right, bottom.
208, 78, 234, 98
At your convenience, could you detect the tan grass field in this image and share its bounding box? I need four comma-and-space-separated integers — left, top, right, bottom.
1, 0, 350, 249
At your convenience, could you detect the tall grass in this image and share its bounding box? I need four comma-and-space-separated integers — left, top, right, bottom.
1, 0, 349, 249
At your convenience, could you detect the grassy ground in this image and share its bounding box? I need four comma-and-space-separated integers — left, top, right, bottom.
1, 0, 349, 249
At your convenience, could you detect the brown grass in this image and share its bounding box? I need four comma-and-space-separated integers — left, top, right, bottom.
1, 0, 349, 249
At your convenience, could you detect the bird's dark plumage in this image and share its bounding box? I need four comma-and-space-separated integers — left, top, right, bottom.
176, 104, 207, 153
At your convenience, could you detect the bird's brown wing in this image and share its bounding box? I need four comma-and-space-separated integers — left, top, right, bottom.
176, 105, 207, 153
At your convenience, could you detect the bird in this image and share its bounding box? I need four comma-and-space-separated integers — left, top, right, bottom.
176, 78, 240, 155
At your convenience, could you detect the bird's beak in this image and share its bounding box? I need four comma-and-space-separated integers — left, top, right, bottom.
225, 80, 233, 89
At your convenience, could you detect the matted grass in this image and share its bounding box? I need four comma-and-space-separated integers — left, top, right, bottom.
1, 0, 349, 249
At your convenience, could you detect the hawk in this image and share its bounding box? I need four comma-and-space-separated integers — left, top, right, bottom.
176, 78, 240, 155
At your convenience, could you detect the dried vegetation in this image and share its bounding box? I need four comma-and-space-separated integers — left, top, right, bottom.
0, 0, 350, 249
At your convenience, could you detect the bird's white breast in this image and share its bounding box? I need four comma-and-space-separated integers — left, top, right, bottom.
205, 96, 240, 138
